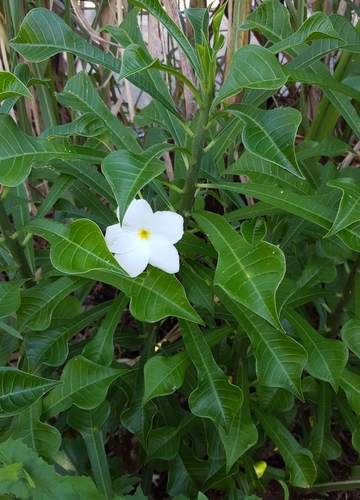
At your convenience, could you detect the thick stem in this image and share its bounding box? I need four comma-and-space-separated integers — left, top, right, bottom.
0, 198, 35, 287
326, 253, 360, 338
179, 92, 212, 219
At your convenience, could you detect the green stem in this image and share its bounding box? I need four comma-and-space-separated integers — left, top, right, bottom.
179, 92, 212, 219
326, 253, 360, 338
0, 198, 35, 287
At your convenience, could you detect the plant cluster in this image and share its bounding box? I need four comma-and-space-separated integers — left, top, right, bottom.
1, 0, 360, 498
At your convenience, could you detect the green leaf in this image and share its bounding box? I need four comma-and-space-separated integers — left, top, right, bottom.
168, 443, 210, 497
179, 319, 243, 433
0, 71, 33, 101
213, 45, 287, 108
239, 0, 293, 43
28, 218, 201, 324
0, 368, 59, 417
102, 146, 171, 223
143, 325, 233, 404
325, 178, 360, 236
342, 317, 360, 359
55, 72, 141, 153
0, 438, 79, 500
269, 12, 344, 54
180, 266, 214, 314
127, 0, 202, 78
0, 114, 107, 187
219, 363, 258, 472
118, 44, 181, 118
251, 403, 316, 488
17, 277, 88, 332
296, 136, 351, 161
283, 308, 347, 391
257, 385, 294, 412
11, 8, 120, 73
309, 382, 341, 464
241, 218, 267, 246
24, 302, 112, 371
68, 402, 113, 498
42, 355, 127, 420
0, 280, 26, 319
339, 368, 360, 414
11, 401, 61, 459
146, 426, 180, 463
193, 211, 285, 329
228, 105, 302, 178
39, 112, 107, 139
82, 293, 128, 367
214, 286, 306, 399
184, 8, 209, 46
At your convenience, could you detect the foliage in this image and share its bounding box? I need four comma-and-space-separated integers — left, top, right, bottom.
1, 0, 360, 498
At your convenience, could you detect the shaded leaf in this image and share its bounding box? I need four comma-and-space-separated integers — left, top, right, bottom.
326, 178, 360, 236
0, 280, 26, 319
179, 319, 243, 433
283, 308, 347, 391
42, 355, 127, 420
0, 368, 59, 417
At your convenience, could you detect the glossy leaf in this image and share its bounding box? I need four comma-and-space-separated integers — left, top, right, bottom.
326, 178, 360, 236
102, 146, 171, 222
213, 45, 287, 108
342, 317, 360, 358
55, 72, 141, 153
0, 368, 59, 417
11, 8, 120, 73
0, 280, 26, 319
146, 426, 180, 463
269, 12, 343, 54
11, 401, 61, 459
17, 277, 88, 332
251, 403, 316, 488
0, 114, 107, 187
42, 356, 127, 420
82, 293, 128, 367
143, 325, 233, 404
24, 302, 112, 371
0, 71, 32, 101
119, 44, 181, 118
228, 105, 302, 177
193, 210, 285, 329
179, 319, 243, 433
39, 113, 107, 139
28, 218, 201, 324
339, 368, 360, 414
214, 287, 306, 399
257, 385, 294, 412
284, 308, 347, 391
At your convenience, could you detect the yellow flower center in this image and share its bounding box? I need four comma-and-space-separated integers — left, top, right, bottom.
138, 228, 150, 240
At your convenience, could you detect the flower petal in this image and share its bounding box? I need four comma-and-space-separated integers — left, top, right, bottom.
113, 239, 150, 277
105, 224, 139, 254
146, 211, 184, 244
122, 199, 153, 233
148, 235, 180, 274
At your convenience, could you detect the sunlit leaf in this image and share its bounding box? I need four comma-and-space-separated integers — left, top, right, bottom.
0, 71, 33, 101
193, 210, 285, 329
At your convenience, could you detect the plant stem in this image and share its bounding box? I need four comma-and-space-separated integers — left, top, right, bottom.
179, 91, 212, 219
326, 253, 360, 338
0, 198, 35, 287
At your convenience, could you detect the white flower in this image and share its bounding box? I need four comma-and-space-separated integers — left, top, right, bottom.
105, 199, 184, 277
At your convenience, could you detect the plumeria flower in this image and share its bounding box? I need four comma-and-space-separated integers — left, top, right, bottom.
105, 199, 184, 277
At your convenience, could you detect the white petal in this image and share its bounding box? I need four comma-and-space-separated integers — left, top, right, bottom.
146, 211, 184, 244
105, 224, 139, 254
148, 235, 180, 274
113, 239, 150, 277
122, 199, 153, 233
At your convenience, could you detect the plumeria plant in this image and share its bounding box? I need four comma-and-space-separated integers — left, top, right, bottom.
1, 0, 360, 498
